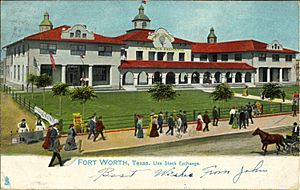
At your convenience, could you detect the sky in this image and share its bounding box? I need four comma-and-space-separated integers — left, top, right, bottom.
0, 0, 299, 57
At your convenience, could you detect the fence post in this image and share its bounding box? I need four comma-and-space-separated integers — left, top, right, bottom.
193, 109, 196, 121
29, 101, 31, 112
165, 111, 168, 122
23, 97, 26, 107
261, 104, 264, 114
279, 103, 282, 112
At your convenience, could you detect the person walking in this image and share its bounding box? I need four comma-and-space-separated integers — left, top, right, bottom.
182, 111, 188, 133
292, 100, 297, 117
134, 114, 138, 136
166, 114, 174, 136
231, 112, 238, 129
247, 102, 254, 124
42, 125, 52, 150
147, 113, 154, 137
64, 124, 77, 151
196, 112, 203, 131
157, 112, 164, 134
239, 107, 246, 129
136, 115, 144, 138
229, 107, 236, 125
175, 115, 182, 138
94, 116, 106, 141
48, 123, 63, 167
87, 116, 96, 139
150, 115, 159, 138
244, 107, 249, 127
212, 106, 219, 126
203, 111, 210, 132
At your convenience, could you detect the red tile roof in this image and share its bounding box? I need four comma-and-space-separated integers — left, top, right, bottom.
119, 60, 256, 70
192, 40, 297, 53
113, 29, 193, 44
24, 25, 126, 45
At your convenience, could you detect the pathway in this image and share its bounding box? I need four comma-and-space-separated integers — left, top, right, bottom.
63, 113, 299, 154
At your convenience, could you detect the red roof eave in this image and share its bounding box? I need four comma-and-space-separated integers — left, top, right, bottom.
119, 60, 256, 70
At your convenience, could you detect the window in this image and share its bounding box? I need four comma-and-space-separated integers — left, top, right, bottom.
70, 33, 74, 38
258, 53, 266, 61
136, 51, 143, 60
149, 52, 155, 61
221, 54, 228, 61
234, 54, 242, 61
272, 54, 279, 62
179, 53, 185, 61
200, 54, 208, 61
98, 46, 112, 56
93, 67, 107, 81
17, 46, 21, 56
14, 47, 16, 56
212, 54, 217, 62
70, 44, 86, 55
14, 65, 16, 79
142, 22, 147, 29
157, 52, 165, 61
167, 52, 174, 61
22, 45, 25, 55
40, 43, 57, 54
17, 65, 20, 81
75, 30, 81, 38
285, 55, 292, 62
82, 33, 87, 38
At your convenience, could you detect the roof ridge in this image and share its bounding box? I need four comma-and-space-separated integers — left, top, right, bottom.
24, 25, 70, 39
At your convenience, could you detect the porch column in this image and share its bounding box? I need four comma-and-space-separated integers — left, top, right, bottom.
187, 73, 192, 84
251, 73, 255, 84
211, 73, 215, 84
242, 73, 246, 83
61, 64, 66, 83
88, 65, 93, 86
221, 73, 226, 83
267, 68, 271, 82
175, 73, 180, 85
133, 73, 138, 86
232, 73, 236, 83
199, 73, 204, 84
148, 73, 153, 86
162, 73, 166, 84
119, 73, 123, 88
279, 68, 283, 83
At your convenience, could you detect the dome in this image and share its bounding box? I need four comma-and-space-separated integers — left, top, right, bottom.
132, 5, 151, 22
40, 19, 53, 26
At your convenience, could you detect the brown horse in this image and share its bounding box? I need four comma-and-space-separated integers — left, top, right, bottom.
252, 128, 285, 155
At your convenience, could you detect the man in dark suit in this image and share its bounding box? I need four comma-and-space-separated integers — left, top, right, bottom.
203, 111, 210, 132
292, 122, 299, 137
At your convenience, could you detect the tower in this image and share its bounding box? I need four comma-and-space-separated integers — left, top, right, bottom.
39, 12, 53, 32
132, 5, 151, 29
207, 27, 217, 44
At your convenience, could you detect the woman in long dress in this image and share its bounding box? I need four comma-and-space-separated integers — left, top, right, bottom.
146, 113, 154, 136
229, 107, 236, 125
64, 124, 77, 151
196, 112, 203, 131
149, 115, 159, 138
232, 112, 238, 129
136, 115, 144, 138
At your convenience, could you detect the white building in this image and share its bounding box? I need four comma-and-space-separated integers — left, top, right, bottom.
2, 6, 298, 90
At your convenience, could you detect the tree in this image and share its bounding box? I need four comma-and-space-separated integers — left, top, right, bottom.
26, 74, 37, 99
210, 83, 234, 108
52, 83, 70, 116
35, 74, 52, 108
148, 84, 178, 111
70, 86, 97, 119
262, 83, 283, 101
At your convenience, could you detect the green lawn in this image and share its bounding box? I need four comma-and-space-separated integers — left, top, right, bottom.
17, 89, 287, 131
232, 84, 299, 100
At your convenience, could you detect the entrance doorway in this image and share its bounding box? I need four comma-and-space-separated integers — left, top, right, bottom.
66, 65, 88, 86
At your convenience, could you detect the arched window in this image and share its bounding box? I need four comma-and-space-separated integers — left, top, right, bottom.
138, 71, 148, 85
245, 72, 251, 83
179, 72, 187, 84
235, 72, 242, 83
153, 71, 162, 84
191, 72, 199, 84
225, 72, 232, 83
123, 72, 134, 85
203, 72, 211, 84
166, 72, 175, 84
214, 72, 221, 83
75, 30, 81, 38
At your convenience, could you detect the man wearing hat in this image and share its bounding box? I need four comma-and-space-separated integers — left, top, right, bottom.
48, 123, 63, 167
292, 122, 299, 137
88, 115, 96, 139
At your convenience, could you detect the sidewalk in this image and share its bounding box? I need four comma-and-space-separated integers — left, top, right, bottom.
65, 113, 299, 154
234, 93, 292, 104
